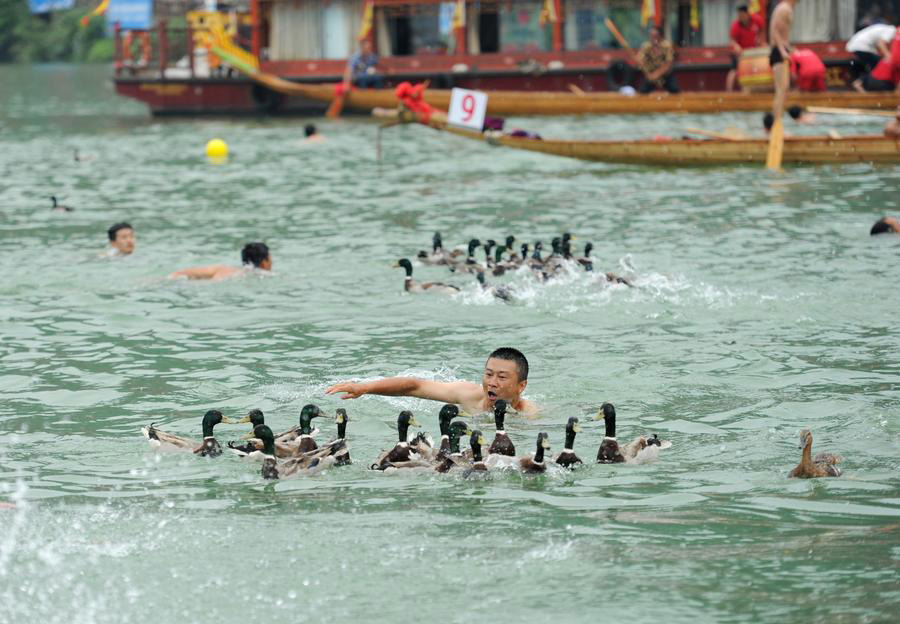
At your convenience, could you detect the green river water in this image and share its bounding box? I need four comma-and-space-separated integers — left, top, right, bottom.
1, 64, 898, 623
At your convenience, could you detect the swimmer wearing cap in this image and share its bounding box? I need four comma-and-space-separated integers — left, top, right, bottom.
326, 347, 537, 415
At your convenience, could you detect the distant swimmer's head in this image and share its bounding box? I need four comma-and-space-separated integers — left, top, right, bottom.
787, 106, 803, 120
305, 124, 317, 137
762, 113, 774, 132
241, 242, 272, 270
870, 216, 900, 235
483, 347, 529, 407
107, 222, 135, 255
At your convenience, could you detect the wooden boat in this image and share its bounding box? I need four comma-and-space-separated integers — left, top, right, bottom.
214, 46, 900, 117
375, 110, 900, 167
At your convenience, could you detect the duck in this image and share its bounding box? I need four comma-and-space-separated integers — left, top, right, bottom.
476, 271, 514, 303
491, 246, 510, 276
371, 411, 422, 470
508, 242, 528, 267
50, 196, 74, 212
452, 238, 487, 274
788, 429, 842, 478
463, 430, 490, 476
576, 242, 594, 272
518, 432, 551, 474
434, 421, 474, 473
482, 239, 497, 268
561, 232, 575, 257
411, 403, 458, 462
226, 409, 303, 459
274, 404, 322, 455
595, 403, 625, 463
311, 408, 352, 466
620, 433, 671, 464
554, 417, 583, 468
416, 232, 449, 266
394, 258, 460, 294
253, 425, 340, 480
488, 399, 516, 456
142, 409, 236, 457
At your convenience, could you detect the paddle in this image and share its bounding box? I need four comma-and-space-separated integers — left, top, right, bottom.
765, 117, 784, 171
604, 18, 640, 65
766, 61, 790, 172
806, 106, 895, 118
326, 82, 348, 119
568, 84, 586, 96
684, 127, 744, 141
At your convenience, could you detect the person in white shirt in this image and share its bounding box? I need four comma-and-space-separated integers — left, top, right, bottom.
846, 23, 896, 91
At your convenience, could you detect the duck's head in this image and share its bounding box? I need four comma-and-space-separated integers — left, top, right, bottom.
505, 235, 516, 249
494, 245, 506, 263
201, 409, 235, 437
299, 404, 322, 433
470, 429, 487, 459
520, 243, 529, 257
562, 232, 574, 245
536, 432, 551, 450
438, 404, 459, 436
253, 424, 277, 456
467, 239, 481, 257
566, 417, 581, 434
646, 433, 661, 447
551, 237, 562, 255
798, 429, 813, 450
484, 239, 496, 255
238, 409, 265, 428
393, 258, 413, 277
448, 420, 473, 453
596, 403, 616, 420
398, 410, 420, 429
493, 399, 508, 429
476, 271, 486, 286
433, 231, 442, 251
335, 408, 349, 438
583, 242, 593, 257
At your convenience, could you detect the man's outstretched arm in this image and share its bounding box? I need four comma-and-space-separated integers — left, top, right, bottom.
325, 378, 480, 405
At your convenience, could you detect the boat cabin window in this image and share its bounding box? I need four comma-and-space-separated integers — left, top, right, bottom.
384, 3, 451, 56
479, 9, 500, 52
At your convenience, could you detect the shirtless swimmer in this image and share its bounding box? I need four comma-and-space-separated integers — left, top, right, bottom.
325, 347, 538, 415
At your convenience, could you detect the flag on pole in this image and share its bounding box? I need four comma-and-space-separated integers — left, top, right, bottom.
690, 0, 699, 30
80, 0, 109, 27
748, 0, 761, 14
357, 0, 374, 41
640, 0, 655, 27
451, 0, 465, 30
539, 0, 559, 27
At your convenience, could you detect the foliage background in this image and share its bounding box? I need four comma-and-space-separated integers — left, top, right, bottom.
0, 0, 113, 62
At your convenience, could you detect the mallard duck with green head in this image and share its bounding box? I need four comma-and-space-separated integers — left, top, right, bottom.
253, 425, 339, 480
463, 430, 490, 476
371, 411, 423, 470
394, 258, 460, 294
518, 432, 551, 474
554, 417, 583, 468
275, 404, 322, 455
142, 409, 236, 457
434, 421, 475, 473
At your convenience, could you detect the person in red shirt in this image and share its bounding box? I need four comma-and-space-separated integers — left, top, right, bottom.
789, 48, 826, 91
727, 5, 766, 91
863, 28, 900, 92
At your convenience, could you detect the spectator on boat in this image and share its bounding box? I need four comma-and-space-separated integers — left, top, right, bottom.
326, 346, 538, 415
106, 222, 135, 257
870, 216, 900, 235
789, 49, 826, 92
727, 5, 766, 92
861, 26, 900, 92
636, 26, 679, 94
169, 242, 272, 281
343, 39, 384, 89
303, 124, 324, 143
846, 23, 896, 92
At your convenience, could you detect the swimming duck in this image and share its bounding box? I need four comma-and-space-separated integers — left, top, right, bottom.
576, 242, 594, 272
394, 258, 460, 294
142, 409, 236, 457
411, 403, 458, 462
452, 239, 486, 274
508, 242, 528, 267
620, 433, 671, 464
50, 196, 74, 212
788, 429, 843, 478
416, 232, 449, 266
488, 399, 516, 456
491, 246, 509, 276
276, 404, 322, 455
463, 430, 489, 475
227, 409, 302, 459
554, 417, 583, 468
314, 408, 351, 466
476, 272, 514, 303
561, 232, 575, 256
253, 425, 339, 480
434, 421, 474, 473
371, 411, 422, 470
518, 432, 551, 474
595, 403, 625, 463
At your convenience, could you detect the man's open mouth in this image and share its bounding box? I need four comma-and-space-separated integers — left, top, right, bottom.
487, 391, 497, 400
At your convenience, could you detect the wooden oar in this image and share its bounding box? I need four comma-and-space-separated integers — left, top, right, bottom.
568, 84, 586, 96
806, 106, 895, 118
684, 127, 743, 141
604, 18, 640, 64
765, 117, 784, 171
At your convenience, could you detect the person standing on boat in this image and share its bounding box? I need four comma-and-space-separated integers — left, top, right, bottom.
343, 39, 384, 89
789, 48, 826, 92
861, 26, 900, 93
636, 26, 679, 94
768, 0, 796, 131
727, 5, 766, 92
846, 23, 896, 92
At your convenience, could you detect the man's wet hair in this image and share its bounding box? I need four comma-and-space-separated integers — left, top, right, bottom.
788, 106, 804, 120
870, 217, 895, 236
488, 347, 529, 381
241, 242, 270, 267
305, 124, 316, 137
107, 222, 132, 241
763, 112, 774, 131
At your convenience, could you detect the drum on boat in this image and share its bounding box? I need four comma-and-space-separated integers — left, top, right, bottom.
737, 47, 774, 92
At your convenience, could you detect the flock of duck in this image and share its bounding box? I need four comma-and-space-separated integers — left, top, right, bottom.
141, 400, 842, 480
394, 232, 632, 301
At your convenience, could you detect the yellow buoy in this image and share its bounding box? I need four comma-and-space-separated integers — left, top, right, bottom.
205, 138, 228, 161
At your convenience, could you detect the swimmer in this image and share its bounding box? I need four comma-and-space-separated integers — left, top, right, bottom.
169, 242, 272, 281
885, 107, 900, 138
326, 347, 538, 415
870, 216, 900, 235
106, 222, 135, 256
303, 124, 325, 143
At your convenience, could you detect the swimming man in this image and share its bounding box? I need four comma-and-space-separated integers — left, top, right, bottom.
326, 347, 537, 415
106, 222, 135, 256
169, 242, 272, 281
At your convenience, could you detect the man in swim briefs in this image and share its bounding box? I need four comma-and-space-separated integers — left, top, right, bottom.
325, 347, 538, 415
169, 242, 272, 281
769, 0, 796, 126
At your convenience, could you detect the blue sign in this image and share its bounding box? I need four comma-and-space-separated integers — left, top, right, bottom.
107, 0, 153, 31
28, 0, 75, 13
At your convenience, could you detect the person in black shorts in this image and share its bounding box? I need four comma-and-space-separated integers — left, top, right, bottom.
769, 45, 787, 67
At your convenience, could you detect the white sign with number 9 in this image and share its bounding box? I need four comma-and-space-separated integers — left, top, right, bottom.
448, 88, 488, 131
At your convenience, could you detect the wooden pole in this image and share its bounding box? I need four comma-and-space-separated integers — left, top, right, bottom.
250, 0, 261, 61
158, 19, 168, 76
114, 22, 123, 75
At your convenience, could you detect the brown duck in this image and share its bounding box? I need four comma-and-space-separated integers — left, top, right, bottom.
788, 429, 842, 478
